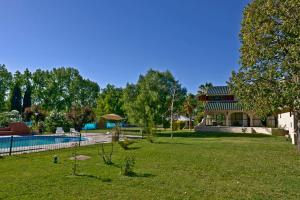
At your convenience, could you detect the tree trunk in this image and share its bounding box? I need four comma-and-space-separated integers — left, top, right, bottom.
189, 114, 191, 131
170, 87, 176, 139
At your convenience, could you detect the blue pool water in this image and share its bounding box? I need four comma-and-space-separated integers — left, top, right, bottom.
0, 136, 86, 149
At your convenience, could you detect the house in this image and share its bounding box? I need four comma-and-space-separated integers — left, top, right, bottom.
278, 112, 297, 144
195, 86, 276, 134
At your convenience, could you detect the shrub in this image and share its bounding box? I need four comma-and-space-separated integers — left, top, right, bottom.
99, 143, 114, 165
121, 155, 135, 176
45, 111, 71, 133
67, 106, 96, 132
162, 119, 170, 129
172, 121, 180, 131
118, 139, 135, 150
0, 110, 22, 127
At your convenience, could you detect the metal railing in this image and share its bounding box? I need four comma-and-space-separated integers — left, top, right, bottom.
0, 134, 85, 156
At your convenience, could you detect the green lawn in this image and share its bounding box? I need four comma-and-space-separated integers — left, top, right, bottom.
0, 132, 300, 200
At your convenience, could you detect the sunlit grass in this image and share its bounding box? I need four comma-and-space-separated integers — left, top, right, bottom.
0, 132, 299, 200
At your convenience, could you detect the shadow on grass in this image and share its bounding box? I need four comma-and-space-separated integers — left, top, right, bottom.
75, 173, 112, 182
155, 131, 271, 138
154, 141, 194, 145
125, 146, 142, 150
125, 172, 155, 178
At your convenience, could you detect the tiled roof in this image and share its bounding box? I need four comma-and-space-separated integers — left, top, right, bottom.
205, 101, 242, 111
207, 86, 230, 95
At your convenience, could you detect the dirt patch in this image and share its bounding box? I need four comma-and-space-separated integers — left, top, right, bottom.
69, 155, 91, 160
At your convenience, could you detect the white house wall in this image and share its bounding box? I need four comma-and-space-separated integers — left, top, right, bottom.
278, 112, 296, 144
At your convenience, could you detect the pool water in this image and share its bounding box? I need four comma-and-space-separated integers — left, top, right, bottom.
0, 136, 86, 149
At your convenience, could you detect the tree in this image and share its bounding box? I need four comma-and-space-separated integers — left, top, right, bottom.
10, 83, 22, 112
122, 69, 186, 135
67, 106, 96, 132
197, 82, 213, 96
23, 84, 32, 111
0, 64, 12, 111
229, 0, 300, 148
183, 94, 197, 130
31, 67, 99, 111
96, 84, 124, 117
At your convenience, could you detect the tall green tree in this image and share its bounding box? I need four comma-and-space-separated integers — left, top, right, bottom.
23, 84, 32, 111
123, 69, 186, 135
10, 83, 22, 112
229, 0, 300, 147
96, 84, 124, 117
0, 64, 12, 111
31, 67, 99, 111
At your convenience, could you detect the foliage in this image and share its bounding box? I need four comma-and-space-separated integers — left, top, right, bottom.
122, 69, 186, 135
32, 121, 46, 134
32, 67, 100, 111
9, 83, 22, 112
22, 84, 32, 112
99, 143, 114, 165
118, 138, 135, 150
0, 64, 12, 111
45, 111, 71, 133
121, 155, 135, 176
1, 66, 100, 113
194, 83, 213, 124
229, 0, 300, 147
197, 82, 213, 96
23, 105, 46, 123
229, 0, 300, 117
96, 84, 124, 117
67, 106, 96, 132
182, 94, 198, 129
172, 120, 185, 131
0, 110, 22, 127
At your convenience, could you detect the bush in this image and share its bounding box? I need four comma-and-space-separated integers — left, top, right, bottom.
172, 121, 180, 131
118, 139, 135, 150
121, 155, 135, 176
45, 111, 71, 133
0, 110, 22, 127
162, 119, 170, 129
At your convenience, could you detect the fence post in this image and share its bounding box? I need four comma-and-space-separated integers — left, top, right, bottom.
79, 133, 81, 147
9, 136, 13, 156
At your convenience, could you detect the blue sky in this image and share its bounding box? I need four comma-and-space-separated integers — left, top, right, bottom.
0, 0, 250, 93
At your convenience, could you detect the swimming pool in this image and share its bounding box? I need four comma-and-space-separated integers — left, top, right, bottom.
0, 135, 86, 149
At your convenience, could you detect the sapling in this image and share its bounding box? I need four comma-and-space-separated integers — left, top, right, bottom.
98, 143, 113, 165
72, 143, 79, 175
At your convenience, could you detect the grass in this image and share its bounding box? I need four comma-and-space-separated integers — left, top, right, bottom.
0, 132, 300, 199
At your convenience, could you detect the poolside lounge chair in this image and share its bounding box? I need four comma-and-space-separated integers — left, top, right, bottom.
55, 127, 65, 135
70, 128, 80, 135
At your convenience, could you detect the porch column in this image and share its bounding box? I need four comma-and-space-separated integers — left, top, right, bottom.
225, 112, 230, 126
249, 113, 254, 127
243, 113, 248, 127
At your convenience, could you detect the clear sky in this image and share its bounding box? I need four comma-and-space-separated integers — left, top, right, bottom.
0, 0, 250, 93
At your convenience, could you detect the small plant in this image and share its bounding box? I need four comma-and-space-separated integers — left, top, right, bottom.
99, 143, 113, 165
118, 138, 135, 150
147, 136, 154, 143
242, 128, 247, 134
53, 155, 58, 164
121, 155, 135, 176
